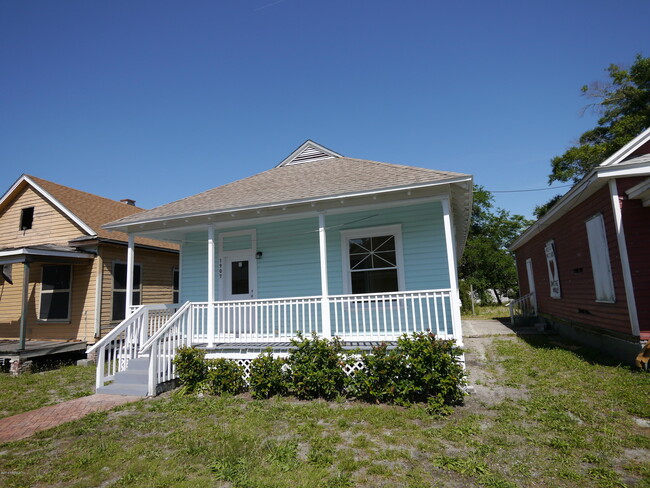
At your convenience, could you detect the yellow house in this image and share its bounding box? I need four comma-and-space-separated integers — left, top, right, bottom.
0, 175, 178, 373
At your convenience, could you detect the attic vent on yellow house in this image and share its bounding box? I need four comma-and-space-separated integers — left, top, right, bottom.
277, 140, 343, 167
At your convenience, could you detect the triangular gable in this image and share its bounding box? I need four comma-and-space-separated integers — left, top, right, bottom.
599, 127, 650, 167
0, 174, 96, 236
276, 140, 343, 167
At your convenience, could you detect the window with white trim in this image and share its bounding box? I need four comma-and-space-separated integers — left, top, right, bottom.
40, 265, 71, 320
585, 214, 615, 302
112, 262, 142, 321
341, 225, 404, 294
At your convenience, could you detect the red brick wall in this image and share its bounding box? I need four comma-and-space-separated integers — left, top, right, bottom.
515, 183, 633, 338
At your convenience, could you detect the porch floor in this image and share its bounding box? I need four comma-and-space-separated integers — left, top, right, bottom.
0, 340, 88, 361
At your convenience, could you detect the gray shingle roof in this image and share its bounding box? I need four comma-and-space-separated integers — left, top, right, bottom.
109, 157, 470, 226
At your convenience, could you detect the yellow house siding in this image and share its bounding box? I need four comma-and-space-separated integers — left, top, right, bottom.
98, 243, 178, 337
0, 186, 88, 248
0, 259, 96, 342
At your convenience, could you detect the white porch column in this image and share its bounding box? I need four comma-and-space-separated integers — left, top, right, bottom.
318, 213, 332, 338
609, 180, 640, 336
125, 233, 135, 316
441, 197, 463, 346
207, 225, 216, 347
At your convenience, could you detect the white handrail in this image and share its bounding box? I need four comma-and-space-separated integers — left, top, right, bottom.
140, 301, 193, 353
509, 292, 536, 325
87, 305, 145, 355
88, 304, 178, 390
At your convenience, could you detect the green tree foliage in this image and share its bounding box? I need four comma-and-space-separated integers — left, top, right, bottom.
459, 186, 531, 305
549, 54, 650, 184
533, 194, 563, 219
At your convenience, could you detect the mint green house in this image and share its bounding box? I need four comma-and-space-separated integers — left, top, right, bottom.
89, 141, 473, 395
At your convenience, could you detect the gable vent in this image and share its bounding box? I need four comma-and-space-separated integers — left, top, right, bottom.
277, 140, 343, 167
286, 145, 334, 165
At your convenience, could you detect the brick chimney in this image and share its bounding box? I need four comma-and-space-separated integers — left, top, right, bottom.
120, 198, 136, 206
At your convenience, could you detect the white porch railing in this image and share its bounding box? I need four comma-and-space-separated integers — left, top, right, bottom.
509, 292, 537, 326
87, 304, 178, 390
330, 289, 456, 341
137, 289, 461, 396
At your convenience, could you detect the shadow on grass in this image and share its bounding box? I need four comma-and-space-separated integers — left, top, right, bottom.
513, 333, 635, 370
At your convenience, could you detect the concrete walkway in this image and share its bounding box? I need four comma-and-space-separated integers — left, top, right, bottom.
0, 394, 141, 443
462, 318, 540, 338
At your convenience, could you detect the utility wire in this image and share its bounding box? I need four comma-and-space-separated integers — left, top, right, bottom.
476, 184, 572, 194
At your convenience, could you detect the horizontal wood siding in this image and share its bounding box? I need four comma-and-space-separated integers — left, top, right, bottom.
515, 184, 632, 337
0, 186, 87, 248
255, 218, 320, 298
98, 243, 178, 337
618, 177, 650, 338
180, 232, 209, 303
0, 259, 97, 342
178, 201, 451, 302
325, 201, 449, 294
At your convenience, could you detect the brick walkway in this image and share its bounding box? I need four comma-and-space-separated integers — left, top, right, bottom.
0, 394, 141, 443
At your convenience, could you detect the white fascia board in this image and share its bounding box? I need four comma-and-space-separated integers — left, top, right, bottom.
511, 134, 650, 251
0, 248, 95, 259
0, 175, 97, 236
595, 161, 650, 179
509, 172, 600, 251
626, 177, 650, 199
599, 127, 650, 167
104, 176, 473, 231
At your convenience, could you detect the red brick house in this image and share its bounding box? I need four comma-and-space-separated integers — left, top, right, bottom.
510, 128, 650, 364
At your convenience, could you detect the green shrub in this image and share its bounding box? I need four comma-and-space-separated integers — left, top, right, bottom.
347, 332, 465, 413
398, 332, 465, 410
287, 333, 347, 400
203, 358, 246, 395
173, 346, 208, 392
346, 343, 404, 404
249, 350, 288, 399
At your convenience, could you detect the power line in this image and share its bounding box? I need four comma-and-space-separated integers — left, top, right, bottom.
476, 184, 572, 194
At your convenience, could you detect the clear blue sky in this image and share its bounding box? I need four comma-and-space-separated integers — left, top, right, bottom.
1, 0, 648, 219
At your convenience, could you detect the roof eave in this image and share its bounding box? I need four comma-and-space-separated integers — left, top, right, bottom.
0, 174, 97, 237
104, 176, 473, 232
510, 159, 650, 251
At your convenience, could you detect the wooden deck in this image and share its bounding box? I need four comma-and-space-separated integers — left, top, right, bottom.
0, 340, 88, 360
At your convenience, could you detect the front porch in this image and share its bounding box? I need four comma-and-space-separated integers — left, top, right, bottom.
1, 340, 88, 375
88, 288, 462, 396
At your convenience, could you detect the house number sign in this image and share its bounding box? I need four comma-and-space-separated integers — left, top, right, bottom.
218, 258, 223, 279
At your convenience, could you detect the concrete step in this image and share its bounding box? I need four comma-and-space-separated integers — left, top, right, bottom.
97, 357, 151, 397
124, 357, 149, 371
113, 370, 148, 384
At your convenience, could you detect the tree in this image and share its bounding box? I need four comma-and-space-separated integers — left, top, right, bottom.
533, 194, 563, 219
549, 54, 650, 184
459, 186, 532, 306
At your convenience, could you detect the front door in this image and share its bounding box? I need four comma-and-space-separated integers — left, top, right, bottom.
225, 254, 255, 300
221, 251, 256, 336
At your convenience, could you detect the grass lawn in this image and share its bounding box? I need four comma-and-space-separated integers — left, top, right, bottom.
0, 364, 95, 419
1, 335, 649, 487
462, 304, 511, 320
